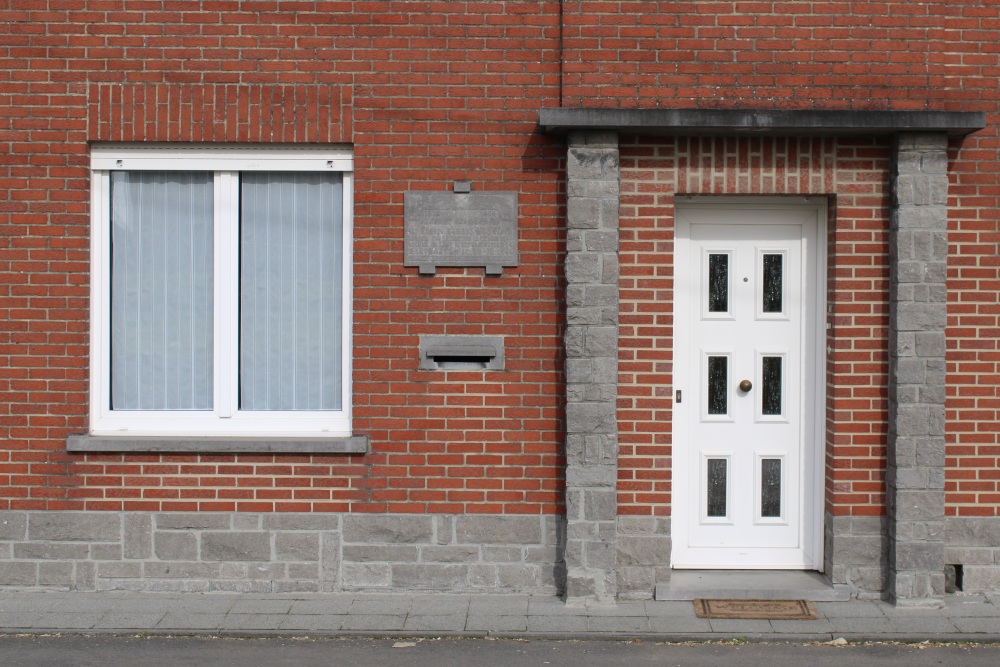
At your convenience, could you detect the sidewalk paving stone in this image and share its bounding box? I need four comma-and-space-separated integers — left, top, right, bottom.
0, 612, 42, 628
0, 590, 996, 640
816, 602, 887, 618
230, 599, 293, 615
950, 617, 1000, 633
942, 600, 1000, 616
340, 614, 406, 631
644, 601, 702, 617
527, 599, 590, 616
706, 618, 774, 634
50, 597, 118, 614
768, 619, 837, 634
0, 591, 70, 600
526, 615, 589, 632
587, 616, 650, 632
465, 615, 529, 632
885, 618, 961, 634
647, 616, 714, 633
0, 598, 62, 613
221, 614, 291, 630
349, 598, 411, 615
469, 596, 528, 614
409, 598, 471, 616
289, 598, 354, 615
825, 616, 897, 634
35, 613, 98, 629
402, 613, 467, 631
279, 614, 349, 631
155, 613, 226, 630
170, 598, 237, 614
94, 612, 167, 629
91, 598, 179, 613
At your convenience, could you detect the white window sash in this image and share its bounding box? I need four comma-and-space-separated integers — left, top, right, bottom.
89, 148, 353, 438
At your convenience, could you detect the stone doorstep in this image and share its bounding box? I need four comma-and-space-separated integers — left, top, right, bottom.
654, 570, 850, 602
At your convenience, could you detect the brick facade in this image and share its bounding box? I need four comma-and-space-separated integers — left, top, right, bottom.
0, 2, 998, 602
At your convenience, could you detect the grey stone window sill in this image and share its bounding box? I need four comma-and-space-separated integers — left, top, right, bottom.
66, 434, 369, 454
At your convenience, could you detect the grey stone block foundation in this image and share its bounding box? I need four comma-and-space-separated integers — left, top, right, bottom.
0, 512, 562, 594
945, 517, 1000, 593
616, 516, 670, 599
824, 513, 887, 599
564, 131, 621, 603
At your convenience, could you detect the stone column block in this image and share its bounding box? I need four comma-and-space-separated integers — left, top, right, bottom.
886, 132, 949, 607
563, 131, 620, 603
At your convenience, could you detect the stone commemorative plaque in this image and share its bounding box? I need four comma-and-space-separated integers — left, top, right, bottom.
404, 191, 518, 275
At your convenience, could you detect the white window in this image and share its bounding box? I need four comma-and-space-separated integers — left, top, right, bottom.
89, 145, 353, 437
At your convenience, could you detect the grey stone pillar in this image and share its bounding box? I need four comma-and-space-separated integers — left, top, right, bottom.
563, 131, 620, 603
886, 133, 949, 606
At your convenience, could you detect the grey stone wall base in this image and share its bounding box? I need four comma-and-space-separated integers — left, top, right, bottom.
824, 513, 887, 599
945, 517, 1000, 593
0, 512, 562, 595
616, 516, 671, 599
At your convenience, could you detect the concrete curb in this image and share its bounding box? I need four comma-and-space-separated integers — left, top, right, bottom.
3, 628, 1000, 644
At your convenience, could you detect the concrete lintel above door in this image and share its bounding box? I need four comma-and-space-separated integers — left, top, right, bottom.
538, 108, 986, 137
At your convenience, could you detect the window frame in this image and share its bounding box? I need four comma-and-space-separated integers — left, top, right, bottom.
89, 144, 354, 438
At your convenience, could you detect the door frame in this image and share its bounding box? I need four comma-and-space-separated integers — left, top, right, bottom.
671, 196, 828, 570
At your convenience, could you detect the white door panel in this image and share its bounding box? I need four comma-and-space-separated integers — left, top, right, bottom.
672, 200, 825, 570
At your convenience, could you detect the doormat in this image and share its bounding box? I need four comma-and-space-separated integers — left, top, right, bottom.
693, 598, 817, 620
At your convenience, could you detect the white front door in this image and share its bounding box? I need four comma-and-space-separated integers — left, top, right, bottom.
672, 199, 825, 570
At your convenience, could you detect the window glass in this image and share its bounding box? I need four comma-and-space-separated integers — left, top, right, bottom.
707, 458, 727, 518
240, 172, 344, 411
761, 355, 782, 416
762, 253, 783, 313
708, 253, 728, 312
91, 147, 352, 437
110, 171, 214, 410
707, 355, 728, 415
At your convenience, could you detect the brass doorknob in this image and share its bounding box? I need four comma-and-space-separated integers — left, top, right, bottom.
738, 379, 753, 392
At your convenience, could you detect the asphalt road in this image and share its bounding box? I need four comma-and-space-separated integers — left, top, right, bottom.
0, 636, 997, 667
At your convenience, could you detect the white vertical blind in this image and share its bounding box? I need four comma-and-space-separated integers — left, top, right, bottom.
240, 172, 344, 410
110, 171, 214, 410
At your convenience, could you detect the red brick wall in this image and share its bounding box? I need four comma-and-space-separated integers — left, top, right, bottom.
560, 1, 980, 111
558, 1, 1000, 516
947, 127, 1000, 516
0, 1, 996, 516
617, 135, 892, 519
0, 2, 566, 513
